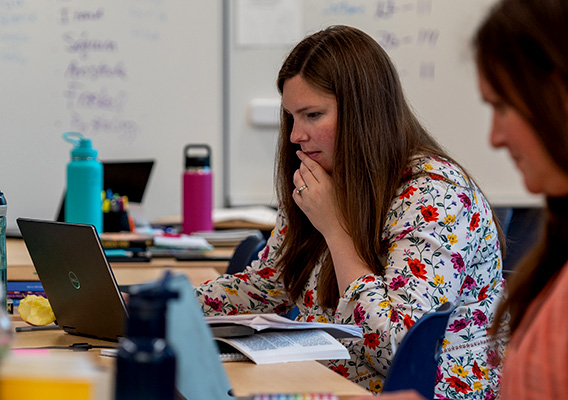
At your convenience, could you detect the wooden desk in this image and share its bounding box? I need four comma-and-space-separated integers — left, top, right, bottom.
9, 319, 369, 399
6, 239, 369, 398
7, 238, 232, 277
8, 265, 220, 287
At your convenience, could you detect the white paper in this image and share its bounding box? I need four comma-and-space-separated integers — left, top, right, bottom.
153, 234, 213, 250
216, 329, 349, 364
191, 229, 263, 247
213, 206, 277, 225
236, 0, 303, 47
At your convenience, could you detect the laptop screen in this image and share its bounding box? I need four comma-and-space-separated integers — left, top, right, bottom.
17, 218, 128, 341
56, 160, 154, 222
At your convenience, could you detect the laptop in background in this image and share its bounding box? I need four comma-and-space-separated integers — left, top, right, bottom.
16, 218, 128, 341
56, 160, 154, 222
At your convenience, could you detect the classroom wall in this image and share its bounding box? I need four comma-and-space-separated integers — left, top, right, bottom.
1, 0, 543, 233
225, 0, 543, 208
0, 1, 223, 232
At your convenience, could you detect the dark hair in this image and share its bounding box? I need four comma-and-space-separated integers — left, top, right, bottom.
474, 0, 568, 333
274, 25, 477, 309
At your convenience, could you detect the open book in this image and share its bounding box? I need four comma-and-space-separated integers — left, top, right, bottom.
205, 313, 362, 365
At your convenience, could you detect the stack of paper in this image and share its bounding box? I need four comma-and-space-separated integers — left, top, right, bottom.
191, 229, 263, 247
152, 234, 213, 251
213, 206, 277, 226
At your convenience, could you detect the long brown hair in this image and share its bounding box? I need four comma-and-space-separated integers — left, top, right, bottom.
474, 0, 568, 333
274, 25, 475, 310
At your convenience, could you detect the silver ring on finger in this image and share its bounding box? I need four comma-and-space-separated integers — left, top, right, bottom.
296, 185, 308, 194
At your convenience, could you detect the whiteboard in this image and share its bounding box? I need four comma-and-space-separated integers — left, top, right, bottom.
225, 0, 541, 208
0, 1, 223, 232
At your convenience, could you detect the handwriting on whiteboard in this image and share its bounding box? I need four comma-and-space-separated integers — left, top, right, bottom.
0, 0, 169, 141
309, 0, 437, 80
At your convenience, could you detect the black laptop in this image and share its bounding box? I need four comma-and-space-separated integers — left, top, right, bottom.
17, 218, 128, 341
16, 218, 252, 342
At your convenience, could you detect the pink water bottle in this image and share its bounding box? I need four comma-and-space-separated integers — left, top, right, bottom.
182, 144, 213, 234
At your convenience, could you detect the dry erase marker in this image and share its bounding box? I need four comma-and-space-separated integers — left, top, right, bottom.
104, 249, 133, 258
102, 198, 111, 213
110, 198, 119, 212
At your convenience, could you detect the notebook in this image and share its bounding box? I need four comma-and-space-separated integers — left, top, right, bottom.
16, 218, 128, 341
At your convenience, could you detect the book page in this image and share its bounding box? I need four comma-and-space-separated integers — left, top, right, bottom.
215, 329, 349, 364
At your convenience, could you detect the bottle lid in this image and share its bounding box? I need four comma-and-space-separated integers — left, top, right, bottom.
184, 144, 211, 168
62, 132, 98, 159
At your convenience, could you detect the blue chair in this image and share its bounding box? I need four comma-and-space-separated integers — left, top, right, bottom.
493, 206, 545, 280
225, 233, 266, 275
382, 301, 455, 399
224, 233, 302, 321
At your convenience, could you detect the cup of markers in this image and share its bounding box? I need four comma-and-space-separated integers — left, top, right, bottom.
102, 190, 134, 232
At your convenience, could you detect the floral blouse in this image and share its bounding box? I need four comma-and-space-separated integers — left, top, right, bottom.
195, 155, 508, 399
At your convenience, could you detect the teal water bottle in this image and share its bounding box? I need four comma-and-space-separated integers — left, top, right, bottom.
63, 132, 103, 233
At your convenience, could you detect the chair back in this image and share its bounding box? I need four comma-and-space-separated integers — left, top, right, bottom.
382, 301, 455, 399
225, 233, 266, 275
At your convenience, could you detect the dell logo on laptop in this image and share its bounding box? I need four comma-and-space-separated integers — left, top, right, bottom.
68, 271, 81, 289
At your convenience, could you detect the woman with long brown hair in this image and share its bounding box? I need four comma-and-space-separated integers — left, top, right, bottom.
196, 25, 506, 397
474, 0, 568, 397
358, 0, 568, 398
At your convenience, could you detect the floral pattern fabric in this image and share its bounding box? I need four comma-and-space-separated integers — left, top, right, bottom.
195, 155, 508, 399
